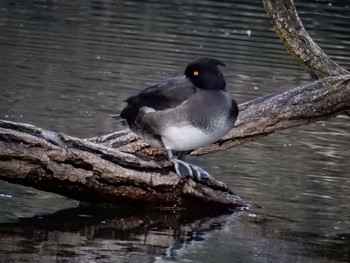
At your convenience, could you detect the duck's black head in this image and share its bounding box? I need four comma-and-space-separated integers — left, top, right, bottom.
184, 57, 226, 90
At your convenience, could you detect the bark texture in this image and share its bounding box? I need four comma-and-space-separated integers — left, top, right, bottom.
0, 120, 243, 209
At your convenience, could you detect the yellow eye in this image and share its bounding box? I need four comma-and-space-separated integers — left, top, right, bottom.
193, 71, 199, 76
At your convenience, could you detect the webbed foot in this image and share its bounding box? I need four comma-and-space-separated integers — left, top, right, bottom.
170, 158, 212, 181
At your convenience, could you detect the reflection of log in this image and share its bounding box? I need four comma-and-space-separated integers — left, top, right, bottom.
1, 205, 349, 262
0, 207, 247, 262
0, 75, 349, 208
0, 206, 239, 262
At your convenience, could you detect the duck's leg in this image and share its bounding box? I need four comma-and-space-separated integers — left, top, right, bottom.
166, 149, 212, 181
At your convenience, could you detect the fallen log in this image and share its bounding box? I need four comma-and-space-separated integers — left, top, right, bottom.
0, 75, 349, 209
0, 120, 243, 210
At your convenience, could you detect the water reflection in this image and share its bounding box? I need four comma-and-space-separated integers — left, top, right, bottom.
0, 205, 240, 262
0, 205, 349, 262
0, 0, 350, 262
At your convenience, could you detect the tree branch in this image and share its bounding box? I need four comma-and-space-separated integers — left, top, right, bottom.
262, 0, 349, 79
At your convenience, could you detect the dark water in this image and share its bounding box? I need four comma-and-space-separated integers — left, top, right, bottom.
0, 0, 349, 262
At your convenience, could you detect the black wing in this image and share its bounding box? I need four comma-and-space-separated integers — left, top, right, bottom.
120, 76, 196, 126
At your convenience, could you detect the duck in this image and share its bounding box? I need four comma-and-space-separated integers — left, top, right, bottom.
115, 57, 239, 180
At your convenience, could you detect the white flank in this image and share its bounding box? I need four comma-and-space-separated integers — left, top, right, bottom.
162, 124, 228, 151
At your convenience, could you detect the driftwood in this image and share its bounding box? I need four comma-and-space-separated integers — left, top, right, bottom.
0, 0, 349, 209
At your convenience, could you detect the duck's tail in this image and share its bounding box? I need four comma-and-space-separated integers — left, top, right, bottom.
110, 114, 127, 125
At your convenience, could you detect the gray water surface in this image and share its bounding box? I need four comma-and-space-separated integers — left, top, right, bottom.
0, 0, 349, 262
